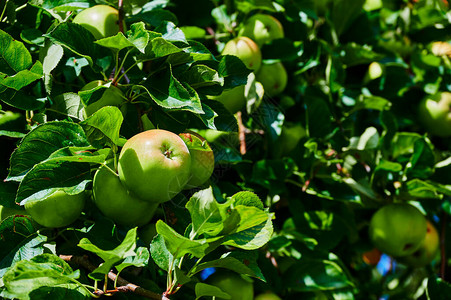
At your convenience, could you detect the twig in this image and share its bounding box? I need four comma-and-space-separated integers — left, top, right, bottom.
59, 255, 162, 299
440, 211, 447, 280
236, 111, 247, 155
118, 0, 125, 34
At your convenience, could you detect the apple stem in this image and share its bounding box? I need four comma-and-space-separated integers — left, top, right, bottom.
237, 111, 247, 155
118, 0, 125, 34
440, 211, 447, 280
59, 254, 162, 299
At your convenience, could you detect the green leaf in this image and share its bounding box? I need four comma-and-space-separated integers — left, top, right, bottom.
191, 256, 259, 279
186, 187, 230, 239
16, 160, 91, 205
141, 66, 204, 113
427, 276, 451, 299
115, 247, 150, 274
94, 32, 135, 52
3, 254, 89, 300
80, 106, 123, 148
45, 23, 104, 69
155, 21, 187, 44
406, 138, 435, 179
180, 64, 223, 89
48, 93, 85, 120
283, 258, 354, 291
195, 283, 231, 300
0, 29, 32, 73
156, 220, 211, 258
7, 121, 90, 182
149, 234, 178, 271
0, 61, 43, 91
331, 0, 365, 36
231, 191, 264, 210
78, 227, 138, 280
126, 22, 151, 53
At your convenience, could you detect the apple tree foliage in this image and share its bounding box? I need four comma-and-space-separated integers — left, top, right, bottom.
0, 0, 451, 299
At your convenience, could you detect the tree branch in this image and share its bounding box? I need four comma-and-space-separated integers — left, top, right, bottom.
59, 255, 162, 300
236, 111, 247, 155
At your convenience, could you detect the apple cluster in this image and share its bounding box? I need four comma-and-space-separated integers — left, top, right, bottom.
92, 129, 215, 227
211, 14, 288, 114
369, 203, 439, 267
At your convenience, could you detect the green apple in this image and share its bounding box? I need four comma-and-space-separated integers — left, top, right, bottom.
398, 220, 440, 267
0, 205, 25, 221
212, 85, 247, 114
418, 92, 451, 137
272, 122, 306, 157
93, 162, 158, 227
239, 14, 284, 47
222, 36, 262, 71
256, 62, 287, 97
118, 129, 192, 203
207, 270, 253, 300
369, 203, 427, 257
254, 292, 282, 300
24, 190, 86, 228
73, 5, 122, 40
179, 133, 214, 188
81, 81, 126, 117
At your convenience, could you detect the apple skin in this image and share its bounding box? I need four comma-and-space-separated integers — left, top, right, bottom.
272, 122, 306, 157
24, 191, 86, 228
255, 62, 287, 97
0, 205, 25, 221
398, 220, 440, 267
211, 85, 246, 114
81, 81, 126, 117
179, 133, 214, 188
118, 129, 192, 203
207, 270, 253, 300
254, 292, 282, 300
222, 37, 262, 71
93, 163, 159, 227
239, 14, 284, 47
418, 92, 451, 137
73, 5, 122, 40
369, 203, 427, 257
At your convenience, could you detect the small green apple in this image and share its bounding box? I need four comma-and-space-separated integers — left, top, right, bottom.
369, 203, 427, 257
73, 5, 122, 40
179, 133, 214, 188
272, 122, 306, 158
118, 129, 192, 203
256, 62, 287, 97
418, 92, 451, 137
239, 14, 284, 47
222, 36, 262, 71
93, 162, 159, 227
24, 190, 86, 228
212, 85, 247, 114
398, 220, 440, 267
207, 270, 254, 300
254, 292, 282, 300
81, 81, 126, 117
0, 205, 25, 221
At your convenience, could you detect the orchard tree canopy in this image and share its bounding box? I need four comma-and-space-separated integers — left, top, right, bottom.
0, 0, 451, 299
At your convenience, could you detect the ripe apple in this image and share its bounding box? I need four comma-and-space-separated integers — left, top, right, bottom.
369, 203, 427, 257
271, 122, 306, 158
239, 14, 284, 47
24, 190, 86, 228
222, 36, 262, 71
81, 81, 126, 117
255, 62, 287, 97
0, 205, 25, 221
207, 270, 254, 300
254, 292, 282, 300
179, 133, 214, 188
118, 129, 191, 203
93, 163, 159, 227
418, 92, 451, 137
398, 220, 440, 267
73, 5, 122, 40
